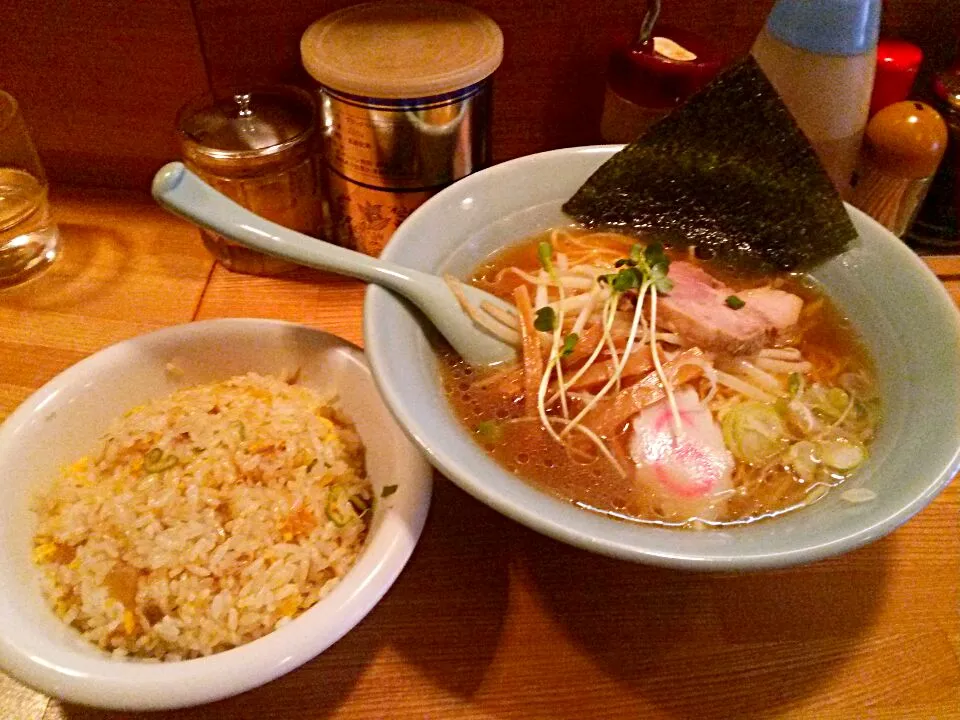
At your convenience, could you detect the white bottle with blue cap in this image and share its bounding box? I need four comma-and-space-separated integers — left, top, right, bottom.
751, 0, 881, 198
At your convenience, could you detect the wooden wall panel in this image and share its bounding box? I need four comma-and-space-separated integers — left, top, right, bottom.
193, 0, 956, 163
880, 0, 960, 94
0, 0, 954, 190
0, 0, 209, 190
191, 0, 773, 161
190, 0, 349, 90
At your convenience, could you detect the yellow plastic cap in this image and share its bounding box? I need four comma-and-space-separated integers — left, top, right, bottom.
301, 1, 504, 99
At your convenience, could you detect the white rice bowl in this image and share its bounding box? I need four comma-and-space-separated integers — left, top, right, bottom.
0, 319, 432, 710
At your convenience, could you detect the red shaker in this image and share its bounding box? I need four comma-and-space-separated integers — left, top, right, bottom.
869, 39, 923, 118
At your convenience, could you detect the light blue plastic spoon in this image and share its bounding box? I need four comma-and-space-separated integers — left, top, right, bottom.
152, 162, 516, 366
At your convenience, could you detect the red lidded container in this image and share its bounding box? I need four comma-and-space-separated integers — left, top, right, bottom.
600, 26, 723, 143
869, 39, 923, 117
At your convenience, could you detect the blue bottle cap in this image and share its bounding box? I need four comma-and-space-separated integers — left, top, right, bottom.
766, 0, 881, 56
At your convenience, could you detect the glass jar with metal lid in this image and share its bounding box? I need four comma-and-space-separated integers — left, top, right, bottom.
177, 86, 325, 275
908, 68, 960, 248
301, 0, 504, 256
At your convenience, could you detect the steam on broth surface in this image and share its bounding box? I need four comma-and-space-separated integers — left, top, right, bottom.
441, 228, 879, 528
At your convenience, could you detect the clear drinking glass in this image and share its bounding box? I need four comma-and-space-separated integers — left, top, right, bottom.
0, 90, 60, 288
176, 86, 325, 276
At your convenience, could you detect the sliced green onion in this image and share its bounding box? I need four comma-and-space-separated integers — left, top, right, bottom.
774, 396, 789, 415
809, 384, 848, 420
143, 448, 178, 474
476, 420, 504, 443
325, 485, 353, 526
228, 420, 246, 442
784, 399, 816, 435
381, 484, 398, 498
819, 439, 865, 472
537, 241, 554, 273
789, 440, 820, 483
840, 487, 876, 504
787, 372, 801, 397
848, 398, 881, 433
721, 402, 789, 466
725, 295, 745, 310
349, 494, 371, 516
827, 388, 849, 413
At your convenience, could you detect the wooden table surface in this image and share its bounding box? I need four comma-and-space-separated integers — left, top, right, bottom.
2, 189, 960, 719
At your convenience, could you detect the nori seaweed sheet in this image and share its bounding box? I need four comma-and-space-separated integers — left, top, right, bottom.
563, 56, 857, 273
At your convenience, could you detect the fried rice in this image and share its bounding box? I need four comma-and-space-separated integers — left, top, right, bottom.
32, 373, 372, 661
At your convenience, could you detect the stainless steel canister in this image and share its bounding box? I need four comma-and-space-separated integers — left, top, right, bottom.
320, 82, 492, 255
301, 1, 504, 256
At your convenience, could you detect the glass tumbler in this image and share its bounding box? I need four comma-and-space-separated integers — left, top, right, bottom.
0, 90, 60, 289
176, 86, 325, 275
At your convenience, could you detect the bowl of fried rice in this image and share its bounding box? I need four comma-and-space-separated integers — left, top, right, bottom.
0, 319, 432, 710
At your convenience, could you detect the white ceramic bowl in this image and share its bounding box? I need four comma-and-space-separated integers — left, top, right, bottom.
0, 319, 432, 710
365, 145, 960, 570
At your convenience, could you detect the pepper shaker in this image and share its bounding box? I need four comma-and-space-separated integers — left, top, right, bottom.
850, 100, 947, 237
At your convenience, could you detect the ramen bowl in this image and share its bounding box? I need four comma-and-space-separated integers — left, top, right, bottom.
364, 145, 960, 570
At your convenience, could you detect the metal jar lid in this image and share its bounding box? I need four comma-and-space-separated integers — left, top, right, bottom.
935, 69, 960, 115
177, 86, 317, 178
300, 0, 504, 99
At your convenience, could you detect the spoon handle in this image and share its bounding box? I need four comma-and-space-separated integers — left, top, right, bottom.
153, 162, 517, 367
152, 162, 436, 296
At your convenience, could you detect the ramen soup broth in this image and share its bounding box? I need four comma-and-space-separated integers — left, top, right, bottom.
441, 228, 879, 528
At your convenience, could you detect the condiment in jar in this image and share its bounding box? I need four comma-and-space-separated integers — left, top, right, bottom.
600, 25, 723, 143
751, 0, 881, 198
177, 87, 324, 275
908, 68, 960, 248
301, 1, 503, 257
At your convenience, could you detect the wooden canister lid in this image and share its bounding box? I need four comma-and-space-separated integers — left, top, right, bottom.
301, 0, 503, 99
865, 101, 948, 179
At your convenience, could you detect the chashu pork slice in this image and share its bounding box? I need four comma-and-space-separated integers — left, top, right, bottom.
658, 262, 801, 355
738, 287, 803, 331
